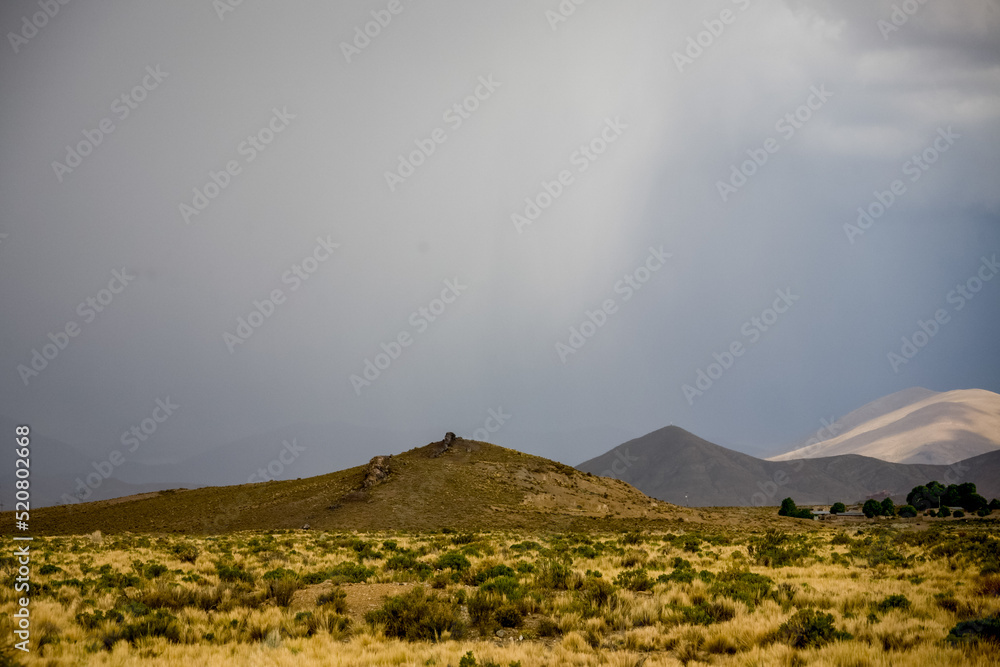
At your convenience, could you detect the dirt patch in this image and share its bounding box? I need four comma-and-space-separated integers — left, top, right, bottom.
290, 581, 418, 619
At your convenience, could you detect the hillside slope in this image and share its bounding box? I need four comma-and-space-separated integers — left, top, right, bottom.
577, 425, 1000, 506
769, 388, 1000, 464
12, 437, 692, 536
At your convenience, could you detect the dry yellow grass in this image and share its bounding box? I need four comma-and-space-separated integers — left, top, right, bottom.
2, 519, 998, 666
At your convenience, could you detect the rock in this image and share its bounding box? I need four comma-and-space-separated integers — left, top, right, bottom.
361, 455, 392, 489
431, 432, 458, 458
495, 629, 506, 638
301, 523, 310, 530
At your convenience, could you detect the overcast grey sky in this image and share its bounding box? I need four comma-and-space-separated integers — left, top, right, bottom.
2, 0, 999, 483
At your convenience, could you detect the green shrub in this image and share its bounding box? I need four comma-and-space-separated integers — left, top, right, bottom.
364, 586, 464, 641
945, 615, 1000, 645
673, 600, 735, 626
534, 560, 573, 590
953, 510, 965, 518
830, 502, 846, 514
100, 610, 181, 649
579, 575, 615, 612
169, 543, 200, 564
263, 570, 301, 607
897, 505, 917, 518
774, 609, 852, 648
613, 568, 653, 592
710, 568, 774, 609
316, 588, 347, 613
875, 594, 911, 613
435, 552, 471, 573
748, 529, 812, 567
214, 562, 253, 584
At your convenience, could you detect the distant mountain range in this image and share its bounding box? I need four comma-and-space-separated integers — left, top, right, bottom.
767, 387, 1000, 465
5, 387, 998, 511
577, 425, 1000, 507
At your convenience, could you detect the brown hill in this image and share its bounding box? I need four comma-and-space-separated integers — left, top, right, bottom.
9, 436, 692, 536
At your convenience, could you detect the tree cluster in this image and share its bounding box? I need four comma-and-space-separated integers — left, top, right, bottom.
905, 481, 992, 513
861, 498, 896, 518
778, 498, 813, 520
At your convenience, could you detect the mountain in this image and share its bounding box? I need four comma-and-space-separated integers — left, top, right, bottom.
12, 436, 693, 536
576, 425, 1000, 506
768, 388, 1000, 465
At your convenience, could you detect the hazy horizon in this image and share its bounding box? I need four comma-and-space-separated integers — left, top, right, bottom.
2, 1, 999, 499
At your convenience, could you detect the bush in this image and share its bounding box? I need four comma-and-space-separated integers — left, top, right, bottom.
710, 568, 774, 609
875, 594, 911, 613
953, 510, 965, 518
100, 610, 181, 649
613, 568, 653, 592
897, 505, 917, 518
673, 600, 736, 626
748, 529, 812, 567
316, 588, 348, 613
214, 563, 253, 585
578, 575, 614, 610
945, 615, 1000, 645
938, 507, 951, 518
830, 502, 846, 515
774, 609, 852, 648
169, 543, 200, 564
364, 586, 464, 641
534, 560, 573, 590
435, 552, 471, 573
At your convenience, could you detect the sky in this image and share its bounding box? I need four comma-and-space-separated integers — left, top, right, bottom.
1, 0, 999, 491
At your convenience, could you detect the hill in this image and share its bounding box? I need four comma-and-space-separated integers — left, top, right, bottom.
576, 425, 1000, 506
10, 436, 693, 536
768, 388, 1000, 464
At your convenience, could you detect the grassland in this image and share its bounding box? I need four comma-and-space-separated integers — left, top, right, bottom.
2, 513, 998, 666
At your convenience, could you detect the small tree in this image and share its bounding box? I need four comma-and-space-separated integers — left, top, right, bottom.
897, 505, 917, 518
937, 506, 951, 518
779, 498, 797, 517
880, 498, 896, 517
830, 502, 846, 515
862, 499, 882, 518
989, 499, 1000, 510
